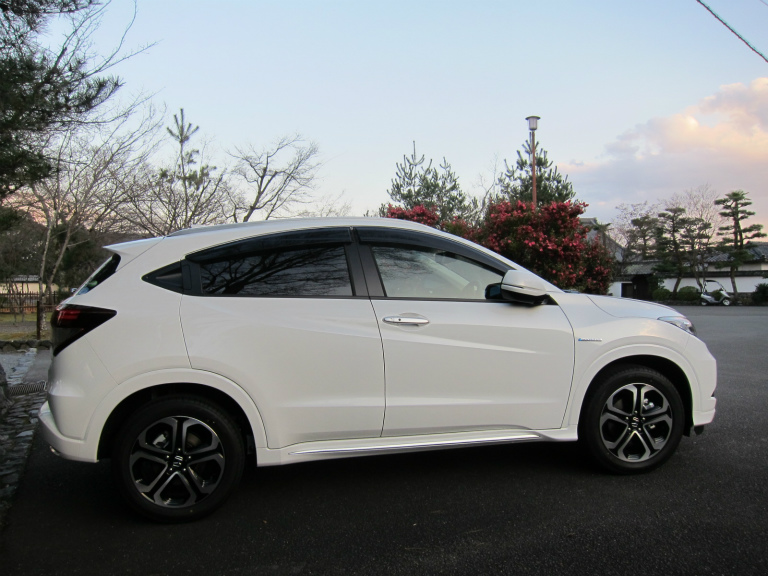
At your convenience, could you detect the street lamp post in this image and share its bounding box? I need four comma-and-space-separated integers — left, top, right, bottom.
526, 116, 540, 207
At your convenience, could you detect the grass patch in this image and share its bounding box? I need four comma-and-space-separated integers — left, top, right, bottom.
1, 329, 51, 341
0, 313, 37, 324
0, 314, 51, 340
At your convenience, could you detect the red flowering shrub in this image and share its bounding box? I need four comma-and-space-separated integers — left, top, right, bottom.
384, 204, 440, 228
386, 199, 614, 294
579, 238, 615, 294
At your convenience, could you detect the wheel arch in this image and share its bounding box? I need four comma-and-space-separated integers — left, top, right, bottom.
98, 384, 252, 460
579, 355, 693, 435
86, 369, 268, 462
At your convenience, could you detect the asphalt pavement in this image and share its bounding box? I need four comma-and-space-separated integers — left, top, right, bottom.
0, 306, 766, 575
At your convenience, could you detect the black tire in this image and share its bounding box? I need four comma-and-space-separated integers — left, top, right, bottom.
579, 366, 685, 474
722, 298, 731, 306
112, 395, 244, 522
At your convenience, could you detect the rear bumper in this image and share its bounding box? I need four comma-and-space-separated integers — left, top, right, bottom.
39, 401, 96, 463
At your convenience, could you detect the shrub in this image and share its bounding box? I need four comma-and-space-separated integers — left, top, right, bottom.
652, 288, 671, 301
677, 286, 700, 302
647, 275, 662, 295
753, 283, 768, 305
388, 200, 616, 294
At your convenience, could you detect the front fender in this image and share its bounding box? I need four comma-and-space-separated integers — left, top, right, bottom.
563, 341, 706, 429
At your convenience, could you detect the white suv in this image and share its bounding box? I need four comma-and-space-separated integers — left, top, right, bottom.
40, 218, 717, 521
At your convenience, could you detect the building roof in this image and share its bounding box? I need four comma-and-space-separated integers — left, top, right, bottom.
622, 262, 658, 276
705, 242, 768, 264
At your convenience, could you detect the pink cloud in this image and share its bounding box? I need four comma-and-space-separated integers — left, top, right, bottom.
561, 78, 768, 229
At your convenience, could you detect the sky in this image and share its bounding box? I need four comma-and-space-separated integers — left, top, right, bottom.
48, 0, 768, 229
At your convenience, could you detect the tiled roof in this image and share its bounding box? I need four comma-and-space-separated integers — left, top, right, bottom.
706, 242, 768, 264
622, 262, 658, 275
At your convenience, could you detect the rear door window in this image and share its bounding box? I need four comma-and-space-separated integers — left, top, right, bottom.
187, 228, 356, 297
198, 245, 352, 296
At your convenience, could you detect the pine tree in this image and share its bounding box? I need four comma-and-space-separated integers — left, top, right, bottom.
496, 141, 575, 205
654, 207, 688, 296
124, 110, 231, 235
714, 190, 766, 296
1, 1, 121, 197
385, 142, 477, 223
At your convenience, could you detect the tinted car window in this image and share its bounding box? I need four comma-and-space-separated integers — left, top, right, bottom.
371, 246, 503, 300
143, 262, 184, 293
75, 254, 121, 295
199, 245, 352, 297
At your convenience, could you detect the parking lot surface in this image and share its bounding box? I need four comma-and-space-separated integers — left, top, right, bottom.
0, 306, 766, 575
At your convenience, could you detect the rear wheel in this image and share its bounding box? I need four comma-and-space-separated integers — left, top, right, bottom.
580, 366, 684, 474
113, 395, 244, 522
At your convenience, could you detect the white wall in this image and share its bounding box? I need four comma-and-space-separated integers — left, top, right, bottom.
661, 276, 766, 293
608, 276, 767, 298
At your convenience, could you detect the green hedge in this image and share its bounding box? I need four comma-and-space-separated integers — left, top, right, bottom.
652, 288, 671, 301
676, 286, 700, 302
753, 283, 768, 305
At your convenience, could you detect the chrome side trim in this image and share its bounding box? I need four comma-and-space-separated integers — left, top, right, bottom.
289, 433, 541, 456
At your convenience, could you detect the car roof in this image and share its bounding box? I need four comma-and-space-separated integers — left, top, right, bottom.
166, 216, 435, 238
109, 217, 475, 257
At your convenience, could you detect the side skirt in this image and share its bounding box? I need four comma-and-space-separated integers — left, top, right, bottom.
256, 427, 579, 466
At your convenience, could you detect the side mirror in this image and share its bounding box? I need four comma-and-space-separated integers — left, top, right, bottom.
500, 270, 549, 306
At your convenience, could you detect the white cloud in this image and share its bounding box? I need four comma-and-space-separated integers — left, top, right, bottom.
563, 78, 768, 230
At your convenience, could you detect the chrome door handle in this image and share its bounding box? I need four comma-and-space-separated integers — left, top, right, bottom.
383, 316, 430, 326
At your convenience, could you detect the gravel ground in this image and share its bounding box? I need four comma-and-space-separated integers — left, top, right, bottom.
0, 349, 48, 531
0, 350, 38, 383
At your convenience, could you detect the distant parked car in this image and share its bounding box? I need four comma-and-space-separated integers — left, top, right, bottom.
41, 218, 717, 521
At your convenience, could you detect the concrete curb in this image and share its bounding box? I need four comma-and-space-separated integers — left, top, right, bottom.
0, 340, 52, 353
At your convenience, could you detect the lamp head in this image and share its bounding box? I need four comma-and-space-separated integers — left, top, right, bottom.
526, 116, 540, 131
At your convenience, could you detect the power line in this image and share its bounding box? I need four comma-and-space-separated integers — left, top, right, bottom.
696, 0, 768, 64
757, 0, 768, 9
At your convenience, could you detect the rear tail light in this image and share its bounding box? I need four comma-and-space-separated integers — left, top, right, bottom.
51, 304, 117, 356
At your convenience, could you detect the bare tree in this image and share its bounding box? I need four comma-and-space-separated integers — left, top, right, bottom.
473, 154, 502, 203
292, 191, 352, 218
229, 135, 320, 221
122, 109, 235, 236
610, 201, 660, 274
7, 105, 160, 299
669, 184, 724, 245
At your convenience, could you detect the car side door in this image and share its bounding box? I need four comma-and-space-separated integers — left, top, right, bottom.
356, 227, 575, 437
179, 227, 385, 449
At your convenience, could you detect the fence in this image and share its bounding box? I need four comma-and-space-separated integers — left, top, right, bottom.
0, 291, 58, 316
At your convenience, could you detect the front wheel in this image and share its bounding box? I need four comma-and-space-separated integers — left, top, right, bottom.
579, 366, 685, 474
112, 395, 245, 522
722, 298, 731, 306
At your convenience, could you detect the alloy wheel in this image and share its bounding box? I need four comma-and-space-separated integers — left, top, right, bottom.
598, 383, 674, 463
129, 416, 226, 508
